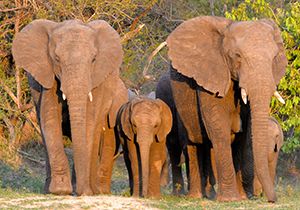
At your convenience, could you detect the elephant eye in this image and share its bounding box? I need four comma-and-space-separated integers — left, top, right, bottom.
92, 55, 96, 63
55, 55, 60, 62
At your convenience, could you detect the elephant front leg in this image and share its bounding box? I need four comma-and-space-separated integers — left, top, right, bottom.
168, 143, 184, 195
211, 140, 241, 201
128, 141, 140, 197
40, 88, 72, 195
96, 126, 116, 194
148, 142, 166, 198
187, 145, 202, 198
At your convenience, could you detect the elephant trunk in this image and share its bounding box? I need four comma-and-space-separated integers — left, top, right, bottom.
137, 130, 152, 197
65, 67, 92, 195
248, 89, 276, 202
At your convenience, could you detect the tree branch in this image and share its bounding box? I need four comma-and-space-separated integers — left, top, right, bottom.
121, 24, 145, 44
143, 41, 167, 79
0, 79, 18, 105
0, 6, 27, 12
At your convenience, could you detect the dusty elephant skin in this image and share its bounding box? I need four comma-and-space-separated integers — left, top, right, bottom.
12, 19, 128, 196
234, 115, 284, 198
156, 72, 216, 199
116, 97, 172, 198
166, 16, 287, 202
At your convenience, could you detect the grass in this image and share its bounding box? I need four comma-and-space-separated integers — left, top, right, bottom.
0, 141, 299, 209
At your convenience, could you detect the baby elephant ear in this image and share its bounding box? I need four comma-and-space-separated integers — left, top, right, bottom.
88, 20, 123, 89
167, 16, 232, 97
156, 99, 172, 142
12, 19, 57, 88
260, 19, 288, 85
120, 102, 134, 141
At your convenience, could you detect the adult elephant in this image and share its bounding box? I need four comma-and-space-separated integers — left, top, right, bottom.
156, 71, 216, 199
166, 16, 287, 202
12, 19, 127, 195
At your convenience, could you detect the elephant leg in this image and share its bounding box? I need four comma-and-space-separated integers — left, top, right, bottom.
96, 126, 115, 194
148, 142, 166, 198
40, 88, 72, 195
203, 144, 216, 199
167, 142, 184, 195
123, 147, 134, 195
187, 145, 202, 198
128, 141, 140, 197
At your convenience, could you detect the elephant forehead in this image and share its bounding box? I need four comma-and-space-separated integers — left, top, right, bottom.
52, 24, 95, 42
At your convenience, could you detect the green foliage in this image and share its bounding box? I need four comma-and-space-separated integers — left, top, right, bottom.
226, 0, 300, 153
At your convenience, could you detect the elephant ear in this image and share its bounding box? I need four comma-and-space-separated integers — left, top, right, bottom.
108, 77, 128, 129
261, 19, 288, 85
156, 99, 172, 142
12, 19, 57, 88
167, 16, 232, 97
120, 102, 134, 141
88, 20, 123, 89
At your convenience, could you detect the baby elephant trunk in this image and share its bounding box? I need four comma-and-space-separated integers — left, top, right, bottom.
137, 131, 153, 197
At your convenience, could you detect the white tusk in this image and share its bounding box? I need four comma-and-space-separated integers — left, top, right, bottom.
62, 93, 66, 100
274, 91, 285, 104
88, 92, 93, 102
241, 88, 247, 104
102, 127, 106, 131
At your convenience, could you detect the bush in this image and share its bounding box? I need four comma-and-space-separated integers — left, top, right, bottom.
225, 0, 300, 153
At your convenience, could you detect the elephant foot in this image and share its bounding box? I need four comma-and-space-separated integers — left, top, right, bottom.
147, 191, 161, 199
188, 191, 202, 198
97, 187, 111, 195
49, 175, 72, 195
217, 193, 241, 202
205, 185, 216, 200
76, 185, 94, 196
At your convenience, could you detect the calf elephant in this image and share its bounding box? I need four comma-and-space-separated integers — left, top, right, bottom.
238, 116, 284, 197
166, 16, 287, 202
210, 114, 283, 199
12, 19, 128, 195
116, 97, 172, 197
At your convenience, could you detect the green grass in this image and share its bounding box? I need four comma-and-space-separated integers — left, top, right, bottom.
0, 145, 299, 209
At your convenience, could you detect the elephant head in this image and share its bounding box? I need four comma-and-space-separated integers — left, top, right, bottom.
121, 97, 172, 197
12, 19, 123, 194
167, 16, 287, 202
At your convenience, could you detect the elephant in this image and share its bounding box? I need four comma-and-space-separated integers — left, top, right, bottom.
210, 113, 284, 199
116, 96, 172, 197
166, 16, 287, 202
12, 19, 128, 195
235, 116, 284, 197
156, 71, 217, 199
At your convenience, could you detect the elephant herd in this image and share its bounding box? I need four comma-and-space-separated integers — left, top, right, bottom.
11, 16, 287, 203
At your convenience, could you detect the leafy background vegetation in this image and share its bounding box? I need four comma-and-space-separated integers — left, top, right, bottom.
0, 0, 299, 208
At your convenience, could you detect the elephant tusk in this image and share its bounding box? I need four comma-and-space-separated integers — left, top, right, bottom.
241, 88, 247, 104
274, 91, 285, 104
88, 92, 93, 102
62, 93, 66, 100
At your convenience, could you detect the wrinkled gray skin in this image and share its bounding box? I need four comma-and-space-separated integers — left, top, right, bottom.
12, 19, 128, 195
234, 115, 283, 198
156, 71, 216, 199
116, 97, 172, 198
166, 16, 287, 202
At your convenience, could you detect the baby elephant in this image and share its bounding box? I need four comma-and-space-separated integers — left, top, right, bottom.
252, 117, 283, 196
116, 96, 172, 198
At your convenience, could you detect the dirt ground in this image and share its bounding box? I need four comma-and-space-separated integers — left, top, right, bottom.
0, 194, 158, 209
